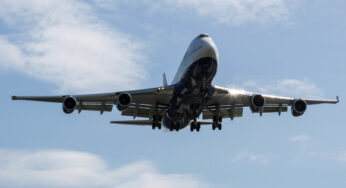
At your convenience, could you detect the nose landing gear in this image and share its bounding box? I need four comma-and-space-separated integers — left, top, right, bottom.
190, 120, 201, 132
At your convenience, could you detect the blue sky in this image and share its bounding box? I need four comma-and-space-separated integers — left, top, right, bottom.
0, 0, 346, 187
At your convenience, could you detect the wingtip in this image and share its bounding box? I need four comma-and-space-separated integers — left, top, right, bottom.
337, 96, 339, 103
9, 91, 15, 100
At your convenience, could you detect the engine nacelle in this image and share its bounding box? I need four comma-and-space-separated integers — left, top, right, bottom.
116, 92, 132, 111
250, 94, 265, 112
62, 96, 77, 114
291, 99, 307, 117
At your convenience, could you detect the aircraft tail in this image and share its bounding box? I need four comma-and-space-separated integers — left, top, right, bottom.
163, 72, 168, 87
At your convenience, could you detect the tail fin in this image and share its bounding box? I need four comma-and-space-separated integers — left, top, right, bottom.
163, 73, 168, 87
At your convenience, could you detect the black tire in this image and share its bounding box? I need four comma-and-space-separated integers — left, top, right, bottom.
197, 123, 201, 132
218, 124, 222, 130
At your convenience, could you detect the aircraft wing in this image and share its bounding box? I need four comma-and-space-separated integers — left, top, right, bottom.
12, 85, 175, 115
202, 85, 339, 120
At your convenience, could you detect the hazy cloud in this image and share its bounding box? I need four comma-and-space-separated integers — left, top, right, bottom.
146, 0, 302, 25
0, 0, 148, 93
232, 150, 271, 164
290, 134, 311, 143
0, 149, 209, 188
229, 79, 324, 98
309, 151, 346, 164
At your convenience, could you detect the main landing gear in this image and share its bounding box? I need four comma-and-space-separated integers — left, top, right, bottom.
212, 115, 222, 130
152, 115, 162, 130
190, 120, 201, 132
169, 122, 180, 132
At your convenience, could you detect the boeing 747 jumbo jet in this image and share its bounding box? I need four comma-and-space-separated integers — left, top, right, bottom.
12, 34, 339, 131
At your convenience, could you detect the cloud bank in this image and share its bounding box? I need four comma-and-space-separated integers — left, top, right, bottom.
0, 149, 209, 188
0, 0, 148, 93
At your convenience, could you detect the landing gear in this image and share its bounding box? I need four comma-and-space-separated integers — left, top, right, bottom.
169, 122, 180, 132
152, 115, 162, 130
190, 120, 201, 132
212, 115, 222, 130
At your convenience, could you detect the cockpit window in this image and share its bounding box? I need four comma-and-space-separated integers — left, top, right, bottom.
198, 33, 209, 38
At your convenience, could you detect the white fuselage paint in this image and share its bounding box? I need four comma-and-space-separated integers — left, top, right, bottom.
172, 35, 219, 84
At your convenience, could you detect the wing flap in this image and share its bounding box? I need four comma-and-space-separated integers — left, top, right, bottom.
262, 106, 288, 113
121, 105, 167, 118
202, 107, 243, 120
77, 104, 113, 113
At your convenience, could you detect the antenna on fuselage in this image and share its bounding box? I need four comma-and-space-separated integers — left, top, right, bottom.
163, 72, 168, 87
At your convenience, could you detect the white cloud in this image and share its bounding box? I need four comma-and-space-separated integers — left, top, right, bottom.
0, 0, 148, 93
232, 150, 270, 164
290, 134, 311, 143
0, 149, 209, 188
229, 79, 324, 98
146, 0, 302, 25
337, 152, 346, 163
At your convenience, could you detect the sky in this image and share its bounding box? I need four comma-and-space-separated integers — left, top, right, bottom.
0, 0, 346, 187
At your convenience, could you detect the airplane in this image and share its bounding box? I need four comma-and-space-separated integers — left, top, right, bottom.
12, 33, 339, 132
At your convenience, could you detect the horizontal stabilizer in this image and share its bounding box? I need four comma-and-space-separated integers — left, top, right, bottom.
110, 120, 153, 126
110, 120, 213, 126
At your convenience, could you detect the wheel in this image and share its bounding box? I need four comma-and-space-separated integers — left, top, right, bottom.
158, 124, 161, 129
212, 124, 216, 130
218, 116, 222, 122
190, 122, 195, 132
196, 123, 201, 132
218, 124, 222, 130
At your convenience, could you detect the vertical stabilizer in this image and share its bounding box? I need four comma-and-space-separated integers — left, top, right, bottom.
163, 73, 168, 87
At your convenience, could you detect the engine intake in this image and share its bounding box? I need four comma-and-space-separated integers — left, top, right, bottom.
116, 92, 132, 111
250, 94, 265, 112
291, 99, 307, 117
63, 96, 77, 114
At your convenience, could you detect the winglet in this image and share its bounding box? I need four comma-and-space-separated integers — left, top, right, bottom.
9, 91, 16, 100
337, 96, 339, 103
163, 72, 168, 87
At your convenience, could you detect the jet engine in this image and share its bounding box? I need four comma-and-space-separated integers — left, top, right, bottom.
250, 94, 265, 112
63, 96, 77, 114
116, 92, 132, 111
291, 99, 307, 117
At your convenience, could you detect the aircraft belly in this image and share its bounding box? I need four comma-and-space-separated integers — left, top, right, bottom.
164, 57, 217, 130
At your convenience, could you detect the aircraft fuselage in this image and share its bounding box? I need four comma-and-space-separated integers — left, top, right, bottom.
164, 34, 219, 130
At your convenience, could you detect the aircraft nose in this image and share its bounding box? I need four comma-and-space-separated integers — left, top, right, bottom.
195, 38, 218, 60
